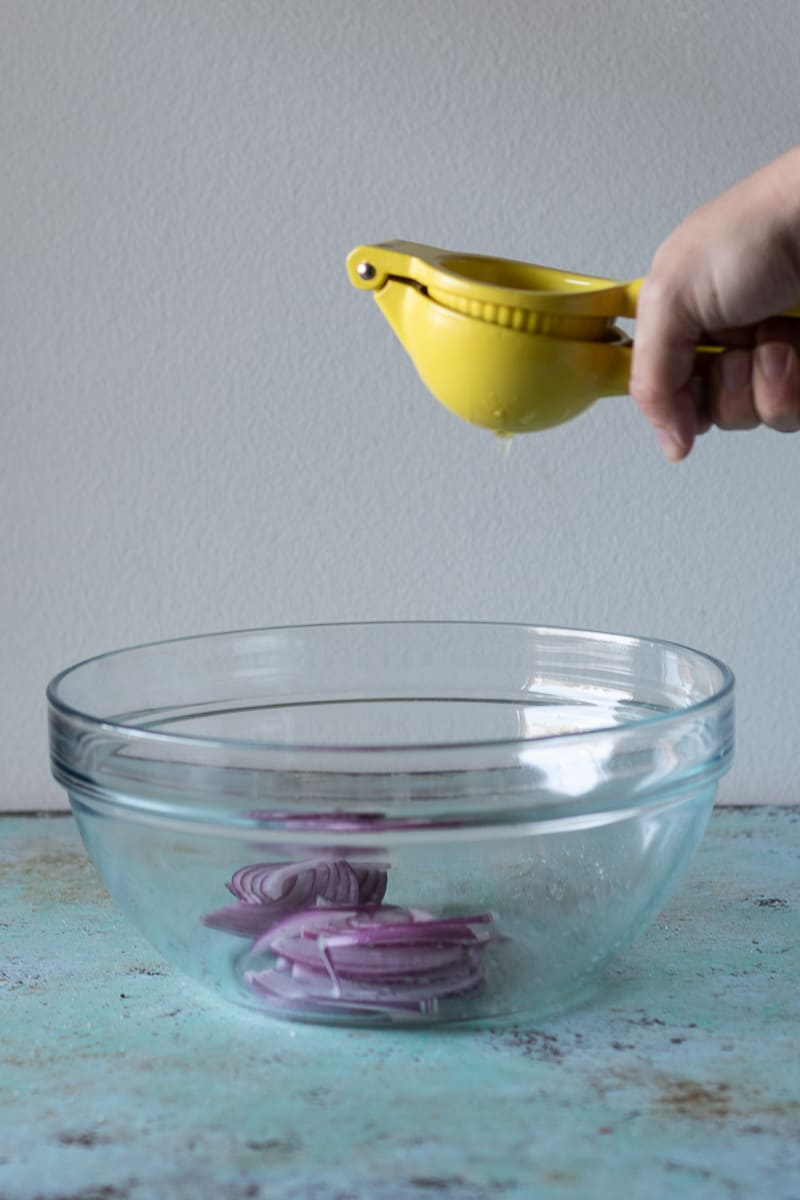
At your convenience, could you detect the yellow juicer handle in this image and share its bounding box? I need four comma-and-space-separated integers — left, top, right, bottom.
348, 242, 800, 332
347, 241, 641, 342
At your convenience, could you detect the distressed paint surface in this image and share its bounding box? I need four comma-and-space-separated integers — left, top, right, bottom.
1, 809, 799, 1200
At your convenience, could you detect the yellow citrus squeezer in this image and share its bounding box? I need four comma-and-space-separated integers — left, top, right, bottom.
346, 241, 642, 434
347, 240, 799, 435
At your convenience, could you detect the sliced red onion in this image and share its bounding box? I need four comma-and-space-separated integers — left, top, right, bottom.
252, 905, 492, 954
202, 851, 498, 1018
321, 913, 494, 946
353, 866, 388, 905
203, 859, 388, 936
246, 809, 465, 832
226, 863, 283, 900
253, 902, 389, 948
249, 953, 483, 1005
229, 862, 317, 905
245, 905, 494, 1017
272, 932, 468, 979
244, 965, 438, 1017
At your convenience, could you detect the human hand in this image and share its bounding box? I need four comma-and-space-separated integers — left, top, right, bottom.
630, 148, 800, 461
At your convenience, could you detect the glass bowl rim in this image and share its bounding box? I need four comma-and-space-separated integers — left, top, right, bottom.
47, 619, 735, 757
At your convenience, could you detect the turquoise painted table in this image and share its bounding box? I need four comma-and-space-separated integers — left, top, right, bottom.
1, 809, 798, 1200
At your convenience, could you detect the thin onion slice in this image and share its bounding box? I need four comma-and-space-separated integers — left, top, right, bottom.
246, 953, 484, 1014
246, 905, 495, 1016
244, 967, 441, 1018
203, 859, 388, 936
246, 809, 465, 832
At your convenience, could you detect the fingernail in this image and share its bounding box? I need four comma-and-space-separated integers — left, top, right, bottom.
655, 427, 685, 463
720, 349, 752, 391
756, 341, 791, 381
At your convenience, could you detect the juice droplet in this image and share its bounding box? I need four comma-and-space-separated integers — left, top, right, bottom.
494, 432, 514, 459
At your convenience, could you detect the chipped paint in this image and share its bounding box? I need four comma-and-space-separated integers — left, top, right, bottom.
1, 809, 799, 1200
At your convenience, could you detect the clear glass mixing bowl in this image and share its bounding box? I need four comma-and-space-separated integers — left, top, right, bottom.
47, 622, 734, 1026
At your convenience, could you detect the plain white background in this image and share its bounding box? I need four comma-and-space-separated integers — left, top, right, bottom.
4, 0, 799, 810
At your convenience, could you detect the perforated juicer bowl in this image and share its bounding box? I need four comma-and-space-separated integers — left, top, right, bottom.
48, 622, 734, 1027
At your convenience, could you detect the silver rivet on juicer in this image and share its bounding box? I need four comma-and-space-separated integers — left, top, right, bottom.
357, 261, 376, 281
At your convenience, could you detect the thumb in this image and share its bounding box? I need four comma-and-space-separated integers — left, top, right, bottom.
630, 277, 704, 462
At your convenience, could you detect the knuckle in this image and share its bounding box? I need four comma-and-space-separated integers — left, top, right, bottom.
636, 271, 681, 318
753, 340, 800, 430
636, 273, 664, 308
628, 373, 661, 412
709, 350, 759, 430
755, 393, 800, 431
711, 404, 759, 432
629, 377, 674, 426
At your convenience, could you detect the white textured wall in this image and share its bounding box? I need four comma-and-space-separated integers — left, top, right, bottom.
4, 0, 800, 809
